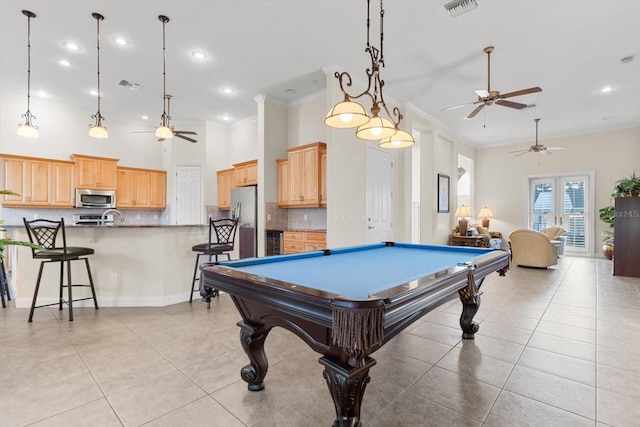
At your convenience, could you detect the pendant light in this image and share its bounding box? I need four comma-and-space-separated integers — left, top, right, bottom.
89, 13, 108, 139
156, 15, 173, 139
325, 0, 414, 148
17, 10, 39, 138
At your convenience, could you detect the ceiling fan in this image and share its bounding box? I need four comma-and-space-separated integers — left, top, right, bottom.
133, 95, 198, 143
443, 46, 542, 119
510, 118, 567, 157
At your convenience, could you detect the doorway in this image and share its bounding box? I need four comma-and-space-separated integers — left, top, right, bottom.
529, 173, 593, 255
366, 146, 393, 243
175, 164, 203, 225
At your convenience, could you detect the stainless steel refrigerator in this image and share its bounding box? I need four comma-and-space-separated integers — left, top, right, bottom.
230, 186, 257, 258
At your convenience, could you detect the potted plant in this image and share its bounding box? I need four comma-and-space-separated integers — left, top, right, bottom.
598, 204, 615, 260
614, 171, 640, 197
0, 190, 41, 262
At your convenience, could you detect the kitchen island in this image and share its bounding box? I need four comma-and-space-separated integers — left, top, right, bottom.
6, 224, 207, 308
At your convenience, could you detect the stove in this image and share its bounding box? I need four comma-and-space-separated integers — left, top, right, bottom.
72, 214, 113, 226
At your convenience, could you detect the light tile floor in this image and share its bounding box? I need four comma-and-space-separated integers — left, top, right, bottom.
1, 256, 639, 426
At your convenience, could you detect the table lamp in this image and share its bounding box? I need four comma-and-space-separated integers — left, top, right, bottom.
455, 205, 471, 236
478, 206, 494, 228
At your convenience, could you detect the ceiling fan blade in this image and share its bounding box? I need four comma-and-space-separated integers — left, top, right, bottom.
466, 104, 485, 119
173, 130, 198, 135
175, 133, 198, 143
508, 148, 531, 154
474, 89, 490, 98
540, 148, 553, 155
546, 146, 568, 151
514, 150, 532, 157
500, 87, 542, 99
495, 99, 528, 110
442, 102, 479, 112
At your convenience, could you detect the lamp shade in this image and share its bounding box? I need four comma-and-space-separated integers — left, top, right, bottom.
454, 205, 471, 218
325, 100, 370, 129
478, 207, 493, 219
17, 124, 39, 138
155, 126, 173, 139
89, 126, 108, 139
379, 128, 415, 149
355, 116, 396, 140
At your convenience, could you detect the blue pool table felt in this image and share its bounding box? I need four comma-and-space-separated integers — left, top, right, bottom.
220, 243, 492, 299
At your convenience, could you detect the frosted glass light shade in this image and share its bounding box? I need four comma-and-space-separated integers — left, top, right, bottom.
89, 126, 108, 139
355, 116, 395, 140
379, 129, 415, 148
17, 124, 39, 138
325, 101, 370, 128
155, 126, 173, 139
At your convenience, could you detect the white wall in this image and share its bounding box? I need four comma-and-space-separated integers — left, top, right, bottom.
287, 93, 326, 148
476, 126, 640, 256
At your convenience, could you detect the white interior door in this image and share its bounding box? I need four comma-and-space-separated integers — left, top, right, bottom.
175, 164, 203, 225
366, 146, 393, 243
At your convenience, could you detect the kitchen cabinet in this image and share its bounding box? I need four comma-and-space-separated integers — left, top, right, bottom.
283, 142, 326, 208
70, 154, 118, 190
276, 158, 290, 207
1, 155, 74, 208
216, 168, 234, 210
320, 150, 327, 207
283, 230, 326, 254
233, 159, 258, 187
117, 167, 166, 209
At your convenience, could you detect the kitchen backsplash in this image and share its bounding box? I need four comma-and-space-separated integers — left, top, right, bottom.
0, 207, 166, 226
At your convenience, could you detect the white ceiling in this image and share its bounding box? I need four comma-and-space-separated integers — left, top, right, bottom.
1, 0, 639, 148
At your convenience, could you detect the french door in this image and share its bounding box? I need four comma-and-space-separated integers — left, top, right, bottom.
529, 174, 592, 255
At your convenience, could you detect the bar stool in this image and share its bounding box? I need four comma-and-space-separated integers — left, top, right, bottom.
1, 260, 9, 308
23, 218, 98, 322
190, 218, 237, 303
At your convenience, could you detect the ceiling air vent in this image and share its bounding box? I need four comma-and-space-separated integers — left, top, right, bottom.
443, 0, 478, 18
117, 79, 141, 91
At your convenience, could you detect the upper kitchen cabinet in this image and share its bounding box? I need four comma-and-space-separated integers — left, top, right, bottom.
70, 154, 118, 190
117, 167, 166, 209
233, 159, 258, 187
320, 150, 327, 207
1, 154, 74, 208
276, 159, 290, 208
284, 142, 326, 208
217, 168, 235, 210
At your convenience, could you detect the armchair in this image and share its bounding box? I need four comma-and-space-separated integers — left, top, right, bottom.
509, 229, 559, 268
541, 226, 568, 255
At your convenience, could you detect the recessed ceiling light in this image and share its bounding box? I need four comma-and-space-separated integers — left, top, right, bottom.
36, 91, 48, 98
284, 88, 297, 95
62, 41, 80, 51
600, 86, 614, 93
220, 115, 231, 121
621, 55, 634, 64
114, 37, 129, 46
57, 59, 72, 67
602, 116, 611, 121
141, 115, 149, 120
192, 51, 207, 60
88, 89, 99, 97
222, 87, 235, 95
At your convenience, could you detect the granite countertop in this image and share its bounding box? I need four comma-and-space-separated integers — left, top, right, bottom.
1, 224, 206, 229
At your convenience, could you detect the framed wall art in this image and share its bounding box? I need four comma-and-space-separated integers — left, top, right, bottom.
437, 173, 450, 213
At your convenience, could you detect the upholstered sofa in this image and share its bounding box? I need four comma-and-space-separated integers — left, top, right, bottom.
541, 226, 568, 256
509, 229, 559, 268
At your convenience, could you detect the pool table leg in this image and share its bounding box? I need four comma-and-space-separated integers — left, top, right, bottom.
458, 271, 484, 339
320, 356, 376, 427
238, 321, 271, 391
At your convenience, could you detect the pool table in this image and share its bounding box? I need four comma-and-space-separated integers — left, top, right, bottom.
200, 242, 509, 426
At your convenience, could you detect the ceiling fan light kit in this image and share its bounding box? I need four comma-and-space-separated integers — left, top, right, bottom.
17, 10, 39, 138
156, 15, 173, 140
324, 0, 414, 148
89, 12, 108, 139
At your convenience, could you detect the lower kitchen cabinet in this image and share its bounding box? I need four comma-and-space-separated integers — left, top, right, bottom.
283, 230, 326, 254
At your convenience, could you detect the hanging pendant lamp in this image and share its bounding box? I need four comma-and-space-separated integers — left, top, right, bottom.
156, 15, 173, 139
89, 13, 108, 139
17, 10, 39, 138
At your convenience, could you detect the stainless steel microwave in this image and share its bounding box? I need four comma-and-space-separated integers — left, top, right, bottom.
75, 188, 117, 209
